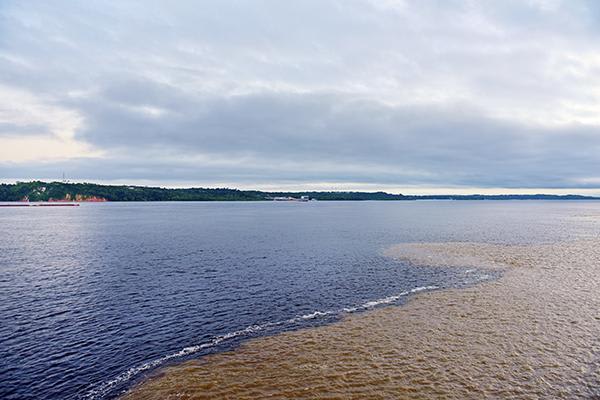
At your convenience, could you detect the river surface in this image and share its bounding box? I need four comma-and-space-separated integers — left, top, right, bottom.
1, 201, 599, 399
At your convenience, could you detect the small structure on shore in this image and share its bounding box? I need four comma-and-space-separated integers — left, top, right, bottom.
270, 195, 311, 202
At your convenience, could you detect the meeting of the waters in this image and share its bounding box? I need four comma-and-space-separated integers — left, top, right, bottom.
2, 201, 600, 399
5, 1, 600, 398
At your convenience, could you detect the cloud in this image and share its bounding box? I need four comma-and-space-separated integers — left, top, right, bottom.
1, 0, 600, 190
0, 122, 48, 137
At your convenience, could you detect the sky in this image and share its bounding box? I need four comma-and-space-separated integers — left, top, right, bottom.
2, 0, 600, 194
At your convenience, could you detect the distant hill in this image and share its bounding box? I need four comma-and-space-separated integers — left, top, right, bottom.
0, 181, 265, 202
0, 181, 598, 202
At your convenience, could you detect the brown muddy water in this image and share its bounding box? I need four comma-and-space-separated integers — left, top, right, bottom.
122, 239, 600, 399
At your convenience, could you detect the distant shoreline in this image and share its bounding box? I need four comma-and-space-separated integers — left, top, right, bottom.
2, 181, 599, 202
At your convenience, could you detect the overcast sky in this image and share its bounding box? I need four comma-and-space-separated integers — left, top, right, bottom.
2, 0, 600, 193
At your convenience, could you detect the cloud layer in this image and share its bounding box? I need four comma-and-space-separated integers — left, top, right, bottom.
2, 0, 600, 190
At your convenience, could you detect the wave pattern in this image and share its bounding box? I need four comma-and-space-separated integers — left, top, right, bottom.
86, 285, 448, 399
3, 200, 586, 400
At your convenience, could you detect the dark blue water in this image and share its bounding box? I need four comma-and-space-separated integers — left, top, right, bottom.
1, 201, 598, 400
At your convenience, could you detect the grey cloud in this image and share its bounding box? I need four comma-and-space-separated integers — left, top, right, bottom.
2, 0, 600, 189
0, 122, 49, 137
37, 86, 600, 188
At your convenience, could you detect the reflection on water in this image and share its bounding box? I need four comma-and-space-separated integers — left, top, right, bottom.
123, 240, 600, 399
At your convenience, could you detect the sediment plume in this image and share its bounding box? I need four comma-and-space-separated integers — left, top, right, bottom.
122, 240, 600, 399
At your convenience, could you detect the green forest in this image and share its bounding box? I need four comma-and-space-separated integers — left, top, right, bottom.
0, 181, 597, 202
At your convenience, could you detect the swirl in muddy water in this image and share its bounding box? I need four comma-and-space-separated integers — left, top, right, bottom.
122, 240, 600, 399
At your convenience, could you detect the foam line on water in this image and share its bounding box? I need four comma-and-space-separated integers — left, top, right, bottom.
84, 285, 439, 400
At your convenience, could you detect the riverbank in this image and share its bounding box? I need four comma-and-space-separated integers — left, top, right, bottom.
121, 240, 600, 399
